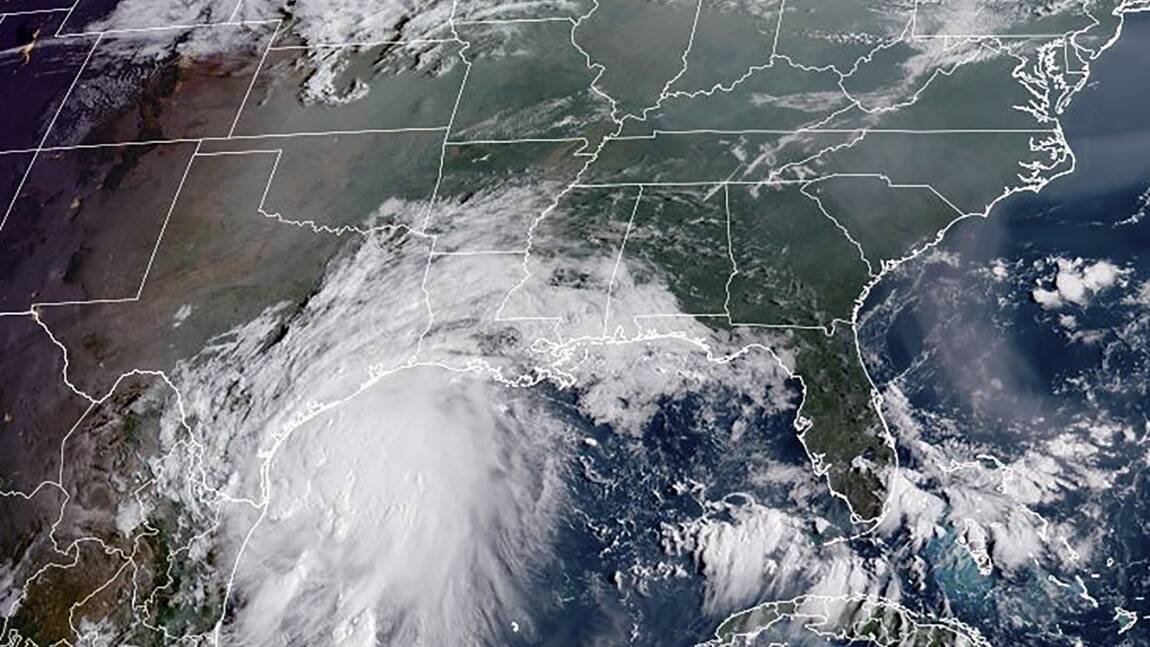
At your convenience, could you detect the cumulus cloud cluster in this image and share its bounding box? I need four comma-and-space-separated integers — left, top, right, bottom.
878, 384, 1124, 580
1031, 257, 1128, 309
1123, 278, 1150, 307
661, 497, 885, 616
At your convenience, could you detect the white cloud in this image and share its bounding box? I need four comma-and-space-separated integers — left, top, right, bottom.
1032, 257, 1128, 309
662, 498, 884, 615
140, 177, 798, 642
1122, 279, 1150, 307
878, 384, 1114, 576
989, 259, 1010, 281
662, 503, 808, 613
226, 368, 566, 645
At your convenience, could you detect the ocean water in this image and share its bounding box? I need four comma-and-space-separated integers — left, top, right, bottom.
861, 13, 1150, 646
517, 16, 1150, 646
513, 382, 812, 647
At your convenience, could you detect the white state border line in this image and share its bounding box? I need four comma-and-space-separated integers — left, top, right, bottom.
499, 169, 968, 331
0, 33, 101, 234
0, 126, 1054, 158
913, 32, 1074, 39
246, 148, 424, 237
0, 6, 71, 18
226, 20, 280, 137
0, 0, 1130, 643
31, 144, 328, 312
0, 127, 451, 157
453, 16, 575, 25
558, 173, 957, 332
51, 0, 76, 35
55, 18, 279, 39
907, 0, 1073, 40
565, 179, 883, 188
267, 38, 458, 51
601, 186, 643, 335
607, 128, 1059, 139
256, 14, 591, 52
444, 136, 590, 146
1, 5, 1134, 646
26, 141, 202, 310
257, 15, 581, 51
129, 141, 202, 304
429, 250, 525, 257
227, 0, 244, 23
416, 4, 472, 236
0, 127, 1055, 159
0, 24, 454, 310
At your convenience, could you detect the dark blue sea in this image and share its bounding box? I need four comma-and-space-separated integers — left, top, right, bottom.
499, 15, 1150, 646
861, 13, 1150, 646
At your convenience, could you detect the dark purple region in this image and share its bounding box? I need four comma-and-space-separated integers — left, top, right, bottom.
0, 142, 197, 311
0, 151, 32, 212
0, 0, 74, 13
51, 0, 118, 34
55, 0, 236, 35
0, 11, 96, 151
0, 19, 270, 312
43, 25, 273, 147
0, 314, 91, 494
0, 7, 65, 49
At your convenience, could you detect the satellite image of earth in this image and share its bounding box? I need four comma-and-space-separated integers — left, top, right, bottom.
2, 0, 1150, 644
